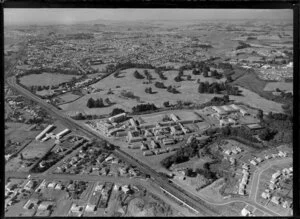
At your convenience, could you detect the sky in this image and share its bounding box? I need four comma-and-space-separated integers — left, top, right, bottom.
4, 9, 293, 26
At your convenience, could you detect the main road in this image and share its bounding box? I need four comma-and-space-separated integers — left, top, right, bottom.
7, 76, 218, 216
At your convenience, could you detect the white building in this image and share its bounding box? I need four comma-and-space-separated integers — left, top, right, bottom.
108, 113, 127, 123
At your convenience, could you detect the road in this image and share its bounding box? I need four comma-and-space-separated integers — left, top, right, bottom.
7, 76, 218, 216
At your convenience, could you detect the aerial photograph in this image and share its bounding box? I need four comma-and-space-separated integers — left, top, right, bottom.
4, 9, 293, 217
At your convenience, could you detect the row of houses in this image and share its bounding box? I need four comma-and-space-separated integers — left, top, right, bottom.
239, 164, 250, 196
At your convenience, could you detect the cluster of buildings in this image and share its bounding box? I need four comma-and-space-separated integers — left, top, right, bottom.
5, 179, 39, 212
261, 166, 293, 209
209, 104, 250, 127
223, 146, 242, 165
83, 182, 114, 214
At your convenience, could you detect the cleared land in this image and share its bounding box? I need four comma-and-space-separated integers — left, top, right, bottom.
5, 122, 39, 143
19, 73, 80, 87
263, 82, 293, 93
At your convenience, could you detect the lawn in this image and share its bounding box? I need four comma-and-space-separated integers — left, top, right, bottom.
19, 73, 80, 87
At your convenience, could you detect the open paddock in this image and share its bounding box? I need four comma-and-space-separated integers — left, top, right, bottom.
19, 73, 80, 87
21, 140, 54, 159
263, 82, 293, 93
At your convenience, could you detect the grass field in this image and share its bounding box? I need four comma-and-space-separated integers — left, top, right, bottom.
5, 122, 39, 143
21, 139, 54, 159
263, 82, 293, 93
20, 73, 80, 87
230, 87, 283, 113
56, 93, 82, 105
60, 68, 225, 115
60, 67, 284, 115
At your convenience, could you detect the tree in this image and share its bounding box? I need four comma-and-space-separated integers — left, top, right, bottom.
133, 70, 145, 79
86, 98, 95, 108
145, 87, 153, 94
192, 69, 200, 75
105, 98, 111, 105
178, 69, 184, 77
155, 81, 166, 89
257, 109, 264, 120
203, 70, 208, 77
226, 75, 233, 82
211, 70, 218, 77
163, 101, 170, 107
223, 95, 230, 103
187, 75, 192, 80
95, 98, 104, 107
174, 76, 182, 82
198, 83, 205, 93
144, 70, 152, 81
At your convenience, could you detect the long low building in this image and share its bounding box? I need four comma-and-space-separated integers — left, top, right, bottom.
36, 124, 55, 141
108, 113, 127, 123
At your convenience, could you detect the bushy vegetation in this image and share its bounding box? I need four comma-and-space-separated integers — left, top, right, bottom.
236, 41, 251, 50
161, 138, 211, 169
133, 70, 145, 79
155, 81, 166, 89
110, 108, 125, 116
145, 87, 153, 94
132, 103, 158, 113
167, 85, 180, 94
86, 97, 110, 108
260, 112, 293, 145
154, 68, 168, 80
120, 90, 140, 101
198, 81, 241, 95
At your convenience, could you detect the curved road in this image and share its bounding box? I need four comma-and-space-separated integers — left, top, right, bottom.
7, 76, 218, 216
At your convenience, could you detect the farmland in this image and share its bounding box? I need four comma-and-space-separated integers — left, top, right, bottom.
19, 73, 80, 87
